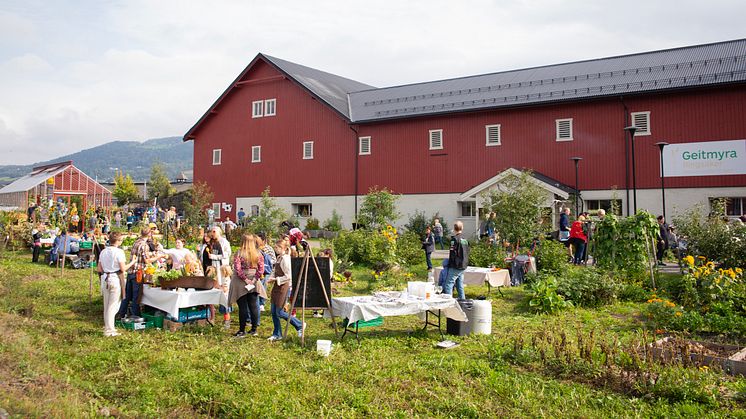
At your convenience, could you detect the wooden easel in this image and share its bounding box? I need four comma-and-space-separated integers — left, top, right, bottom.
283, 246, 339, 346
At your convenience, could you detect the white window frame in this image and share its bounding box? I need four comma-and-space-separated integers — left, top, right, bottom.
631, 111, 651, 136
252, 100, 264, 118
211, 203, 221, 219
292, 203, 313, 218
264, 98, 276, 116
358, 136, 371, 155
555, 118, 573, 142
485, 124, 501, 146
303, 141, 314, 160
212, 149, 222, 165
459, 201, 476, 217
429, 129, 443, 150
251, 145, 261, 163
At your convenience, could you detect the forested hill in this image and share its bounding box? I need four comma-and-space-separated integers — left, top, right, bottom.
0, 137, 193, 186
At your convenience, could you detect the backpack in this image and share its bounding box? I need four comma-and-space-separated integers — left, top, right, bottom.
448, 235, 470, 270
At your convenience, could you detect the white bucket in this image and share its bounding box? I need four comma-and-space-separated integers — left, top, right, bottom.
316, 339, 332, 356
471, 300, 492, 335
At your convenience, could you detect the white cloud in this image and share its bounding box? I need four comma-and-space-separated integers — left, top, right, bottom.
0, 0, 745, 164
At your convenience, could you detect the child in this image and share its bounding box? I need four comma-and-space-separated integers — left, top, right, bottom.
267, 238, 304, 341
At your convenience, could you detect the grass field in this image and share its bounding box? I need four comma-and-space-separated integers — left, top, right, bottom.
0, 250, 744, 418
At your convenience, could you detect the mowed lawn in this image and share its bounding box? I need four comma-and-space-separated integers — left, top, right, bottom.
0, 251, 743, 418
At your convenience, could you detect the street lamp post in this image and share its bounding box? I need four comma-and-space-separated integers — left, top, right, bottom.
655, 142, 669, 220
570, 157, 582, 216
624, 126, 638, 214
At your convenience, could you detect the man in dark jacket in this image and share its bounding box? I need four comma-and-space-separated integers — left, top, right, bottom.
422, 226, 435, 270
444, 221, 469, 299
656, 215, 669, 266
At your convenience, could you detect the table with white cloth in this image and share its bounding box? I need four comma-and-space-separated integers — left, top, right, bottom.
331, 294, 468, 341
433, 266, 511, 294
141, 285, 227, 319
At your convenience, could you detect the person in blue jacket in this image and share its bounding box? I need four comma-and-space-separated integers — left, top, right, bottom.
50, 229, 80, 265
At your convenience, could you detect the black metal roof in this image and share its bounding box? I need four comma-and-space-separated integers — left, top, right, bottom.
263, 54, 375, 119
347, 38, 746, 122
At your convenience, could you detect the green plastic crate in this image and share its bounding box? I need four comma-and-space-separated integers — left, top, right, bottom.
142, 312, 164, 329
115, 319, 154, 331
343, 316, 384, 329
79, 241, 93, 249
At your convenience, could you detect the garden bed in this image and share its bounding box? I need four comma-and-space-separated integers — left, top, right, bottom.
650, 336, 746, 376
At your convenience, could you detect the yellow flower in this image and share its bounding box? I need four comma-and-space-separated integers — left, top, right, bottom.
684, 255, 695, 266
736, 268, 743, 274
675, 312, 683, 317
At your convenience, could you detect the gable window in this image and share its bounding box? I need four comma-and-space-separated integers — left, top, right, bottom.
251, 146, 261, 163
631, 111, 651, 136
212, 149, 222, 165
303, 141, 314, 159
459, 201, 476, 217
429, 129, 443, 150
485, 124, 501, 146
556, 118, 573, 141
359, 136, 371, 155
264, 99, 276, 116
252, 100, 264, 118
211, 203, 221, 219
292, 203, 312, 217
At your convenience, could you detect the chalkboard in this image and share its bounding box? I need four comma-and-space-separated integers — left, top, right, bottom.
290, 257, 332, 310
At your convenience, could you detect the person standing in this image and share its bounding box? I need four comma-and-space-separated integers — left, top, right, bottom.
31, 223, 43, 263
569, 215, 588, 265
267, 238, 304, 341
98, 232, 136, 337
237, 208, 246, 226
117, 228, 156, 319
444, 221, 469, 300
422, 226, 435, 270
656, 215, 669, 266
126, 211, 135, 233
559, 207, 572, 258
114, 211, 122, 229
256, 232, 276, 314
433, 218, 444, 250
229, 234, 265, 338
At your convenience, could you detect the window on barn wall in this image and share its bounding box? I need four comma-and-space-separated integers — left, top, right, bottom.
212, 203, 221, 219
303, 141, 314, 159
264, 99, 276, 116
212, 149, 222, 165
429, 129, 443, 150
358, 136, 371, 155
631, 111, 650, 136
711, 197, 746, 217
485, 124, 501, 146
292, 203, 312, 217
459, 201, 476, 217
251, 146, 261, 163
585, 199, 622, 215
555, 118, 573, 141
252, 100, 264, 118
251, 205, 260, 217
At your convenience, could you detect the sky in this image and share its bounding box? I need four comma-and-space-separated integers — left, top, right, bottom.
0, 0, 745, 165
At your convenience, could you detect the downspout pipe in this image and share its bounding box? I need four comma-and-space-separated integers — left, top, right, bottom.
349, 124, 360, 227
620, 97, 630, 216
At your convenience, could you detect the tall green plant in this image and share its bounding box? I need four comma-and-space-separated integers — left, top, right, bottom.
183, 181, 213, 227
322, 210, 343, 231
594, 210, 659, 280
403, 211, 451, 239
112, 171, 140, 205
148, 162, 175, 200
673, 201, 746, 269
480, 171, 547, 248
357, 186, 400, 230
246, 187, 288, 238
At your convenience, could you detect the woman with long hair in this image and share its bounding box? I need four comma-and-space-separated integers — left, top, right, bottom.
228, 234, 265, 337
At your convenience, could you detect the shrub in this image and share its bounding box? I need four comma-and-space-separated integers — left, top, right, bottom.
244, 187, 288, 238
468, 240, 503, 268
357, 187, 400, 230
527, 276, 573, 314
555, 268, 622, 308
618, 282, 650, 302
674, 201, 746, 269
330, 227, 397, 268
396, 231, 423, 266
403, 211, 451, 239
594, 210, 659, 281
534, 239, 569, 275
322, 210, 343, 232
305, 217, 320, 230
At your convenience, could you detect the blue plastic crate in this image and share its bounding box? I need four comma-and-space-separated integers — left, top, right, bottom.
166, 306, 208, 323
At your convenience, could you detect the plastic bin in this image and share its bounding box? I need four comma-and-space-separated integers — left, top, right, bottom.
115, 319, 154, 331
471, 300, 493, 335
447, 299, 474, 336
142, 312, 164, 329
166, 306, 209, 323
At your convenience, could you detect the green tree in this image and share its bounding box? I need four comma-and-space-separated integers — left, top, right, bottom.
148, 162, 175, 200
112, 171, 140, 205
183, 181, 214, 227
480, 170, 547, 249
247, 187, 288, 238
357, 186, 400, 230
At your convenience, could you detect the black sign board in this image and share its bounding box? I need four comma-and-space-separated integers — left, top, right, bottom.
290, 257, 332, 310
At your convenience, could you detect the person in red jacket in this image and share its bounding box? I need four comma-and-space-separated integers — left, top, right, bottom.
569, 215, 588, 265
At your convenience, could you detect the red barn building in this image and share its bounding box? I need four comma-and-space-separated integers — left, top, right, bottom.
185, 39, 746, 236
